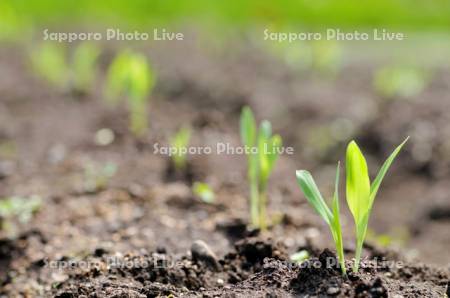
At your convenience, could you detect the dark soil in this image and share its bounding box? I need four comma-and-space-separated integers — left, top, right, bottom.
49, 238, 448, 297
0, 38, 449, 297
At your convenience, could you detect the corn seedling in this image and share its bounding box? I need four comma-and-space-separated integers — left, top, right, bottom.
71, 42, 100, 93
105, 50, 155, 137
170, 127, 191, 171
30, 42, 100, 93
83, 162, 117, 193
296, 163, 346, 275
374, 66, 428, 99
0, 196, 41, 237
240, 106, 282, 230
30, 43, 68, 88
346, 138, 408, 272
290, 250, 310, 264
193, 182, 215, 204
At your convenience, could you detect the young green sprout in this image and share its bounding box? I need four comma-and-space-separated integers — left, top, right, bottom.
346, 137, 408, 272
290, 250, 310, 264
30, 43, 68, 88
296, 163, 346, 275
374, 66, 428, 99
83, 162, 117, 193
170, 127, 192, 171
0, 196, 41, 237
30, 42, 100, 93
240, 106, 282, 230
193, 182, 215, 204
105, 50, 156, 137
71, 42, 100, 93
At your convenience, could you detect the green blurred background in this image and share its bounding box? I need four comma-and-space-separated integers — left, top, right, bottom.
2, 0, 450, 38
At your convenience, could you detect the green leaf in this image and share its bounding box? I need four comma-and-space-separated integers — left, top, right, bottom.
331, 162, 341, 226
290, 250, 310, 263
258, 123, 281, 189
240, 106, 256, 148
259, 120, 272, 139
369, 137, 409, 208
346, 141, 371, 223
331, 162, 346, 274
104, 51, 131, 104
72, 42, 100, 91
170, 126, 192, 170
128, 53, 155, 101
295, 170, 332, 225
30, 43, 68, 88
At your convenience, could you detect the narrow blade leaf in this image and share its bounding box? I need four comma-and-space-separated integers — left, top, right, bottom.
296, 170, 332, 224
369, 137, 409, 208
346, 141, 371, 223
332, 162, 341, 220
240, 106, 256, 147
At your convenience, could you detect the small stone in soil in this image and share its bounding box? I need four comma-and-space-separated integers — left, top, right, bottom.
191, 240, 220, 270
326, 286, 340, 295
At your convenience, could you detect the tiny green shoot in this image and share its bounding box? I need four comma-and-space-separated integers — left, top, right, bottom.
30, 42, 100, 93
83, 162, 117, 193
240, 106, 282, 230
71, 42, 100, 93
170, 126, 191, 171
104, 50, 156, 137
296, 162, 346, 275
290, 250, 310, 264
0, 196, 41, 237
345, 137, 408, 272
374, 66, 428, 99
193, 182, 215, 204
30, 43, 68, 88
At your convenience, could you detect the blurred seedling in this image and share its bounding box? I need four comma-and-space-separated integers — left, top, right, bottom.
170, 126, 192, 171
374, 65, 428, 99
240, 106, 282, 231
104, 50, 156, 137
296, 163, 346, 275
70, 42, 101, 93
266, 39, 341, 76
0, 195, 41, 237
30, 43, 68, 88
345, 138, 408, 272
30, 42, 100, 93
83, 162, 117, 193
192, 182, 215, 204
290, 250, 310, 264
366, 227, 410, 248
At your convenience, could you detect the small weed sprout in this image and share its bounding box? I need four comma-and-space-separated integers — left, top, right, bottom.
240, 106, 282, 230
345, 138, 408, 272
193, 182, 215, 204
105, 50, 155, 137
170, 127, 191, 171
0, 196, 41, 236
296, 163, 346, 275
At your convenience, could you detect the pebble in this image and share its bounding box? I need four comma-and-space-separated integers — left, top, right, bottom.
326, 286, 340, 295
191, 240, 219, 270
